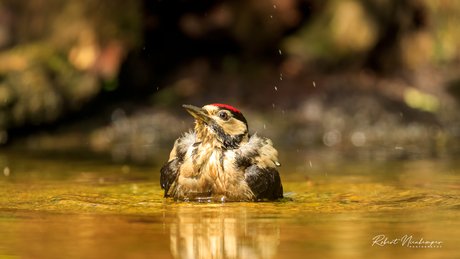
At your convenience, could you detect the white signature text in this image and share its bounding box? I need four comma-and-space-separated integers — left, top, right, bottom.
372, 235, 443, 248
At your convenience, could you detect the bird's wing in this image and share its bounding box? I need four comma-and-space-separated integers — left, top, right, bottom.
236, 134, 283, 200
160, 130, 196, 198
244, 164, 283, 200
160, 159, 181, 198
236, 133, 281, 168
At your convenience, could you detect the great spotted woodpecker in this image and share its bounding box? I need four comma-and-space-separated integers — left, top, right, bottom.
160, 104, 283, 202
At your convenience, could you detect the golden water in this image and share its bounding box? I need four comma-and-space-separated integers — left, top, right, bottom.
0, 151, 459, 259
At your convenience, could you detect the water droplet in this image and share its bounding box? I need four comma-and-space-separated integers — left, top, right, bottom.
282, 110, 284, 113
280, 77, 283, 81
157, 87, 159, 90
273, 5, 276, 9
309, 161, 312, 167
270, 15, 273, 18
279, 49, 282, 55
272, 103, 275, 107
263, 124, 266, 129
274, 86, 277, 90
313, 81, 316, 87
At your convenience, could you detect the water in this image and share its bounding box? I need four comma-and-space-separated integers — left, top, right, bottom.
0, 151, 459, 259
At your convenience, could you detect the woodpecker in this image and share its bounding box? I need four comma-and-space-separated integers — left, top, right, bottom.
160, 104, 283, 202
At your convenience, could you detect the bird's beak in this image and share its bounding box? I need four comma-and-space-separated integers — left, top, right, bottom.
183, 104, 211, 123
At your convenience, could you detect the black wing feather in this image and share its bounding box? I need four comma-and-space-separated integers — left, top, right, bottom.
160, 158, 181, 198
159, 131, 196, 198
244, 164, 283, 200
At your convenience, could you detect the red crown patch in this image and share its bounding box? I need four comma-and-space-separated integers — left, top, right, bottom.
209, 103, 241, 114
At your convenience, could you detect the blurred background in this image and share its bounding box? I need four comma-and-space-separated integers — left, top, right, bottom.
1, 0, 460, 165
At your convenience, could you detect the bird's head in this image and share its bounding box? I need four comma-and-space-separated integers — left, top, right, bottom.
183, 104, 248, 149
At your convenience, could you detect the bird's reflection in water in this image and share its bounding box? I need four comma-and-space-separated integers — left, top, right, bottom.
169, 206, 280, 259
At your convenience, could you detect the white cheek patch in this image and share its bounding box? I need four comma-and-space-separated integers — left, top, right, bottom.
218, 118, 247, 135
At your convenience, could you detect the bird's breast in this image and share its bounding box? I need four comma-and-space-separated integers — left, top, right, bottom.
174, 146, 253, 201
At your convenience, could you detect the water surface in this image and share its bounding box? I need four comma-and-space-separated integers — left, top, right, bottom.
0, 151, 459, 259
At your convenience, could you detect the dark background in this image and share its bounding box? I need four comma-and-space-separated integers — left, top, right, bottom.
0, 0, 460, 164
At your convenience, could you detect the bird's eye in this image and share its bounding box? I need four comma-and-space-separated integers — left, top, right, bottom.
219, 112, 229, 120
